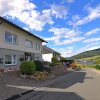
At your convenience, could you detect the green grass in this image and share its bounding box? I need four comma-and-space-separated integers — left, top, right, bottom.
79, 55, 100, 65
76, 55, 100, 70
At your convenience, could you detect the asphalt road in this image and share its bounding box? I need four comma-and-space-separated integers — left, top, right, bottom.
13, 69, 100, 100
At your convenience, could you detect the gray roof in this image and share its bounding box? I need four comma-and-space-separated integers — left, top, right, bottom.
0, 16, 47, 43
42, 46, 61, 55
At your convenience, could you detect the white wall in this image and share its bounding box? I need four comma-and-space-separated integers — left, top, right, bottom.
42, 53, 53, 62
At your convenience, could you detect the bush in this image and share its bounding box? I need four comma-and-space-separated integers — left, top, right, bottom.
51, 57, 58, 64
34, 60, 44, 71
56, 62, 62, 66
42, 61, 50, 66
49, 63, 55, 67
20, 61, 36, 75
94, 64, 100, 70
94, 59, 100, 64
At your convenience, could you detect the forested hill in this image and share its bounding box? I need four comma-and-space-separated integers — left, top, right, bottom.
70, 48, 100, 59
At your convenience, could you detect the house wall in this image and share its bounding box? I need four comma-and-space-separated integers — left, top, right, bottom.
0, 22, 42, 54
0, 21, 43, 70
42, 53, 53, 62
0, 48, 42, 70
0, 48, 24, 70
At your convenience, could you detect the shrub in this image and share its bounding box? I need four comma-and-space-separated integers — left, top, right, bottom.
94, 64, 100, 70
42, 61, 50, 66
20, 61, 36, 75
94, 59, 100, 64
56, 62, 62, 65
49, 63, 55, 67
34, 60, 44, 71
51, 57, 58, 64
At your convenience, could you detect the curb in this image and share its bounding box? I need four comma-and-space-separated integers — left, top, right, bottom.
4, 89, 33, 100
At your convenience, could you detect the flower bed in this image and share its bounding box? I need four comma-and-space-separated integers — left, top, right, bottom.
20, 71, 54, 80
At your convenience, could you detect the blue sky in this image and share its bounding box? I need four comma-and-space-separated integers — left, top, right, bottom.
0, 0, 100, 57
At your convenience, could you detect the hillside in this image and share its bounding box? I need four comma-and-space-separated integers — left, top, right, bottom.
80, 56, 100, 64
70, 48, 100, 59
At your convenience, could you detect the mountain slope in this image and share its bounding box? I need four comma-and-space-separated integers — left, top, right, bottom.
70, 48, 100, 59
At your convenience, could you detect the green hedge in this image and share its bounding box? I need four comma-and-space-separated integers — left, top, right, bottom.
20, 61, 36, 75
34, 60, 44, 71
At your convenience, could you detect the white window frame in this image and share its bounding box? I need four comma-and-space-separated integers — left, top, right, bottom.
5, 55, 17, 65
5, 31, 17, 44
25, 39, 33, 48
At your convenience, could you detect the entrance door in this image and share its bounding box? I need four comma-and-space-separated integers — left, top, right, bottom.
25, 53, 32, 61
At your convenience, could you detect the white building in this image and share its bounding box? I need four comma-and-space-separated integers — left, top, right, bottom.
0, 16, 46, 71
42, 46, 61, 62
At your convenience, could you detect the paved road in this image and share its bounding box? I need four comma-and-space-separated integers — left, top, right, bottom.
10, 69, 100, 100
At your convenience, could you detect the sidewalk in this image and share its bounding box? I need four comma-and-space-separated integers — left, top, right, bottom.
92, 68, 100, 75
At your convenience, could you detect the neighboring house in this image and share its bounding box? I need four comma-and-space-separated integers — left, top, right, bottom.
42, 46, 61, 62
0, 17, 46, 71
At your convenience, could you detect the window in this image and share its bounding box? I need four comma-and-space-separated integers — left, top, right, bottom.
35, 43, 40, 50
25, 39, 33, 48
5, 55, 17, 65
5, 31, 17, 44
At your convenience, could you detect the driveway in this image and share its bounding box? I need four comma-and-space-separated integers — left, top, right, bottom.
7, 68, 100, 100
0, 70, 72, 100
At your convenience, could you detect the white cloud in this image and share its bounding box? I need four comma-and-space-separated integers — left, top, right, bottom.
75, 43, 100, 55
0, 0, 47, 31
0, 0, 37, 16
53, 46, 76, 57
23, 27, 30, 31
68, 42, 100, 57
55, 37, 84, 45
43, 4, 68, 19
69, 4, 100, 26
88, 46, 100, 51
76, 4, 100, 26
85, 28, 100, 36
45, 27, 83, 45
0, 0, 68, 31
83, 37, 100, 43
49, 27, 77, 37
49, 40, 100, 57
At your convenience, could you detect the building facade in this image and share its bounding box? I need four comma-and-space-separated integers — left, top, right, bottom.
0, 17, 46, 71
42, 46, 61, 62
